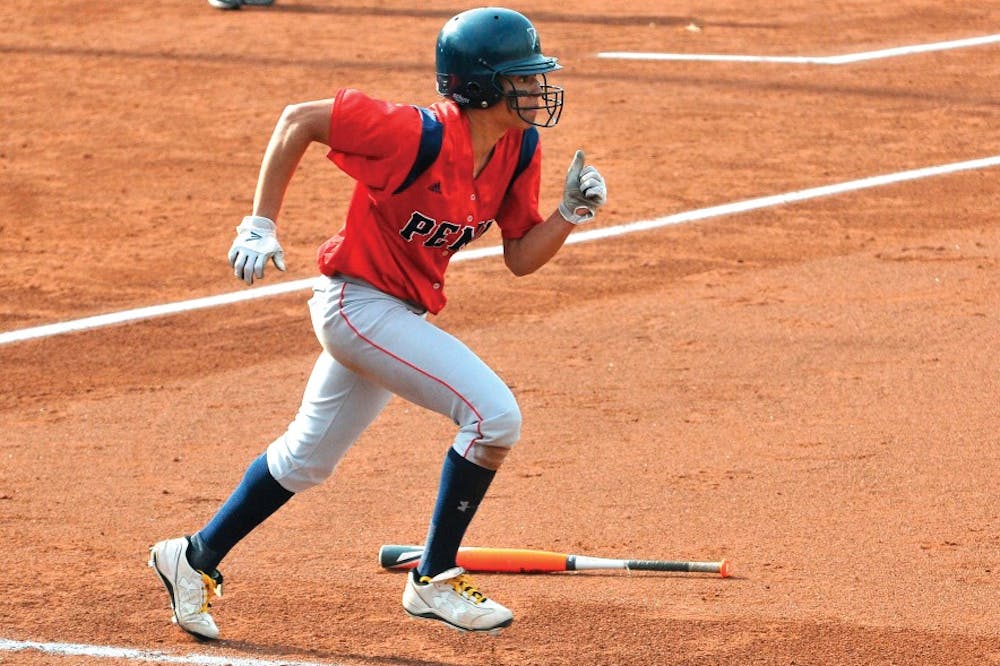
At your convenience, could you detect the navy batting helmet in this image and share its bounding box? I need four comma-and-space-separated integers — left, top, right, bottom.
436, 7, 564, 127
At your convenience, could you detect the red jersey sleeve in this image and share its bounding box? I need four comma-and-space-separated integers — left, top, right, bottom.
326, 88, 422, 193
495, 138, 544, 240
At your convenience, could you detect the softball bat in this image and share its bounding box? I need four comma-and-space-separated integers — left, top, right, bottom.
378, 544, 731, 577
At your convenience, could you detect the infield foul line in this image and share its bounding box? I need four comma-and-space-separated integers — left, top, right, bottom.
598, 33, 1000, 63
0, 638, 341, 666
1, 154, 998, 347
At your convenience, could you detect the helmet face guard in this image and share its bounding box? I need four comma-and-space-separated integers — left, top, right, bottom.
488, 69, 564, 128
436, 8, 564, 127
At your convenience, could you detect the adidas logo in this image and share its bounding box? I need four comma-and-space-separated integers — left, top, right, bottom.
428, 181, 442, 194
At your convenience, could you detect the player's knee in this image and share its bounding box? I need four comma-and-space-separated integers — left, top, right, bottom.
266, 435, 338, 493
480, 403, 522, 449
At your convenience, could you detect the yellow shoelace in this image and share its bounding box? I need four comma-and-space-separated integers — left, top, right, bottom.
198, 571, 223, 613
448, 574, 487, 605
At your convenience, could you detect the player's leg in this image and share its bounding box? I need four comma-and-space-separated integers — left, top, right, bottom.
150, 349, 392, 639
316, 279, 522, 468
193, 349, 392, 558
264, 349, 394, 493
315, 277, 518, 631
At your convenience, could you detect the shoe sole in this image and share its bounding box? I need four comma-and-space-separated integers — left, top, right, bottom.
148, 547, 216, 642
403, 607, 513, 636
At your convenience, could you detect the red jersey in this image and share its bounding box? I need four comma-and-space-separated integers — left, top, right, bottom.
317, 88, 544, 314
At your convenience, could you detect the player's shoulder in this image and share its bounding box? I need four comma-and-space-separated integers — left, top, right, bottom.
333, 88, 421, 117
424, 98, 462, 123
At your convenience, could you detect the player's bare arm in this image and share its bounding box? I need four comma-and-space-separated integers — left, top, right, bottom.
501, 211, 574, 275
252, 99, 334, 221
226, 99, 334, 285
502, 150, 608, 276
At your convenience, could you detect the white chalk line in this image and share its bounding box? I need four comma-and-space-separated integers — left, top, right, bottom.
598, 33, 1000, 63
1, 154, 998, 348
0, 638, 340, 666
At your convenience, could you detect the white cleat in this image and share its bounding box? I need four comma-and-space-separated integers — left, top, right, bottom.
148, 537, 223, 640
402, 567, 513, 634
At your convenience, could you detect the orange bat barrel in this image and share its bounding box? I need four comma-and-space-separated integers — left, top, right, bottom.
457, 547, 569, 573
379, 544, 569, 573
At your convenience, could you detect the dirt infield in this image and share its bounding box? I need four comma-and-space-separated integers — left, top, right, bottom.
1, 1, 998, 664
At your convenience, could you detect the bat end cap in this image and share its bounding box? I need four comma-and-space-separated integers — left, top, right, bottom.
719, 559, 731, 578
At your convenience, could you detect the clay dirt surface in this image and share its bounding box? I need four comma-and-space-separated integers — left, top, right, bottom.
0, 1, 997, 665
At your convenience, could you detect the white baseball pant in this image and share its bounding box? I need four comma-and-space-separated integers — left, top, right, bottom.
266, 275, 522, 492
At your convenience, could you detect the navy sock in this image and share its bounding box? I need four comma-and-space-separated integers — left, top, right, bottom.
187, 453, 294, 572
417, 447, 496, 578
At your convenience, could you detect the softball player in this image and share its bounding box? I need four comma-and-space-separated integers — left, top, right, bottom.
149, 6, 607, 638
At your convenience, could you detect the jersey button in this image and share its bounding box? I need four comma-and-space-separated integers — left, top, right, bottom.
470, 194, 477, 201
432, 283, 441, 290
466, 215, 474, 222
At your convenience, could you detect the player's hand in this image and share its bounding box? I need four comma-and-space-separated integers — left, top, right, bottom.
558, 150, 607, 225
227, 215, 286, 285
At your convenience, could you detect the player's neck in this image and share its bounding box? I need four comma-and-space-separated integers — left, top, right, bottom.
466, 107, 521, 178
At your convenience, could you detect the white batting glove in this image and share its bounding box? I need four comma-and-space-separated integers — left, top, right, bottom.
558, 150, 607, 225
227, 215, 286, 285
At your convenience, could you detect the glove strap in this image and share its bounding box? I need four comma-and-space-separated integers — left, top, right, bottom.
558, 201, 595, 225
237, 215, 277, 233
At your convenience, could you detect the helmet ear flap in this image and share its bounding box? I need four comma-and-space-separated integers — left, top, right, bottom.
435, 73, 454, 96
442, 77, 498, 109
465, 81, 491, 108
